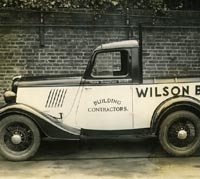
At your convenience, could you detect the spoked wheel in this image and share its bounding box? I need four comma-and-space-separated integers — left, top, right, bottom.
0, 115, 40, 161
159, 111, 200, 156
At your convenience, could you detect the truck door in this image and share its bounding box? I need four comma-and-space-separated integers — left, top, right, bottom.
76, 49, 133, 130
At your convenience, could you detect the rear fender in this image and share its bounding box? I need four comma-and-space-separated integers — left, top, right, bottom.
151, 96, 200, 135
0, 103, 80, 140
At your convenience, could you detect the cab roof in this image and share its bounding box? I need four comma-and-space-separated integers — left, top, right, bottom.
94, 40, 139, 51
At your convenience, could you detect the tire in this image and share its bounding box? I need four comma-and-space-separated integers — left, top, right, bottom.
159, 111, 200, 157
0, 114, 40, 161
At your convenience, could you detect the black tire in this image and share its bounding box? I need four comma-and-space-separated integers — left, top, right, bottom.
159, 111, 200, 156
0, 114, 40, 161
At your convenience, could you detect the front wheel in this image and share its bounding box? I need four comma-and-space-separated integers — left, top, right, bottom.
0, 114, 40, 161
159, 111, 200, 156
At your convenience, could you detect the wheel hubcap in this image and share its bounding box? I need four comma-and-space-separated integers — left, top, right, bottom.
168, 118, 196, 148
11, 134, 22, 145
3, 122, 33, 152
177, 130, 188, 140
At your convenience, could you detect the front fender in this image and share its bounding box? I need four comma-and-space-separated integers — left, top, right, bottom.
0, 103, 80, 140
151, 96, 200, 134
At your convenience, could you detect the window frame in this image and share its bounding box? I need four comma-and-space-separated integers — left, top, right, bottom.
85, 49, 132, 80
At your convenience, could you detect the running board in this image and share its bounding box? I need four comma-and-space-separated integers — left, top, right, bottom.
80, 128, 152, 140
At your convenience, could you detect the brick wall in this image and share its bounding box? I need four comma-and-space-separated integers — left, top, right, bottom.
0, 9, 200, 103
143, 28, 200, 78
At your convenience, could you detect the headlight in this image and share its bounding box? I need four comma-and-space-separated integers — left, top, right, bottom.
4, 91, 16, 104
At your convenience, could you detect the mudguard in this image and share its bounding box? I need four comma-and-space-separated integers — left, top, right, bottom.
0, 103, 80, 140
151, 96, 200, 134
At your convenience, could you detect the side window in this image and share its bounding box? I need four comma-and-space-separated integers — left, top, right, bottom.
91, 50, 129, 78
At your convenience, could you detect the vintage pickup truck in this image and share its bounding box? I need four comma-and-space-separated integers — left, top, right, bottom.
1, 40, 200, 161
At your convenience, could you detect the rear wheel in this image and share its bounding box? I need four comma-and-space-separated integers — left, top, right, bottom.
159, 111, 200, 156
0, 114, 40, 161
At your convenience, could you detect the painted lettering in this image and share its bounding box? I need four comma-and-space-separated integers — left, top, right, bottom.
155, 87, 162, 97
88, 107, 128, 112
163, 86, 169, 96
196, 85, 200, 95
171, 86, 180, 96
93, 98, 121, 106
136, 88, 148, 97
136, 85, 189, 98
182, 86, 189, 96
150, 87, 153, 97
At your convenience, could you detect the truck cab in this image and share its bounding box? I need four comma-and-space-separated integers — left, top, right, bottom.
1, 40, 200, 161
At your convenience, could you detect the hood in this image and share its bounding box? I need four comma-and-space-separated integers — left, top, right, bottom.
12, 74, 83, 90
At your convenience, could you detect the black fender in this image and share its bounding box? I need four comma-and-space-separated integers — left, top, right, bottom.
0, 103, 80, 140
151, 96, 200, 135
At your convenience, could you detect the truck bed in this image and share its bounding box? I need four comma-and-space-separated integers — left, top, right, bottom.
143, 77, 200, 84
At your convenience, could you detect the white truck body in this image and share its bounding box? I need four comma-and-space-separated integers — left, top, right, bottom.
16, 80, 200, 130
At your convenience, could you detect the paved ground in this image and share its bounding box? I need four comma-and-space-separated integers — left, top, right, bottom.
1, 138, 200, 179
1, 102, 200, 179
